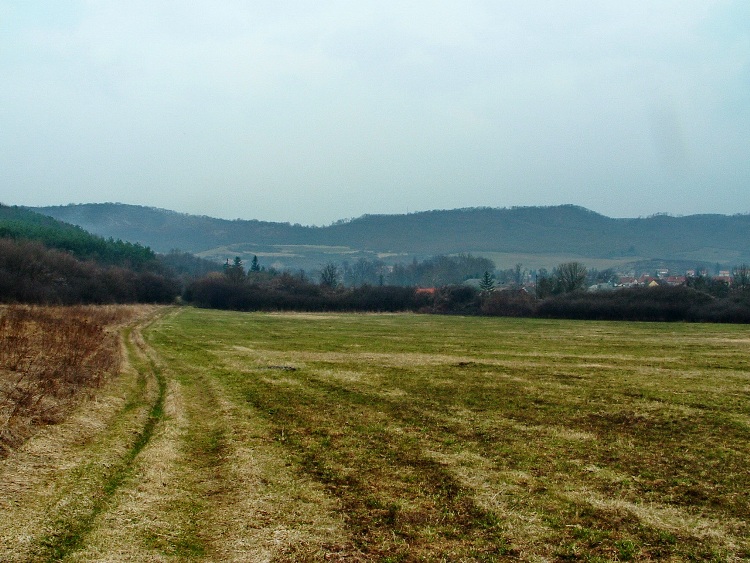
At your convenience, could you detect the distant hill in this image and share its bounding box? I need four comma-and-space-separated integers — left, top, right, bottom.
31, 203, 750, 273
0, 205, 181, 304
1, 204, 156, 269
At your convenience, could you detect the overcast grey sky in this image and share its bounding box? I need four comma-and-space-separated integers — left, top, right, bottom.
2, 1, 749, 225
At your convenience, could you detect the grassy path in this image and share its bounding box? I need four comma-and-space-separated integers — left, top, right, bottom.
0, 308, 165, 561
0, 307, 350, 562
1, 307, 749, 561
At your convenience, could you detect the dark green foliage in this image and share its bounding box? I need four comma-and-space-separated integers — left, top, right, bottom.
1, 205, 156, 270
250, 255, 261, 272
0, 206, 180, 304
223, 256, 246, 283
479, 271, 495, 293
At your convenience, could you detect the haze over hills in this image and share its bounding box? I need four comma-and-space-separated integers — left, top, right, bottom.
32, 203, 750, 273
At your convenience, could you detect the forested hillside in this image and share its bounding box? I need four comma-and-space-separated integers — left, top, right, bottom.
34, 203, 750, 271
0, 205, 179, 304
1, 205, 156, 268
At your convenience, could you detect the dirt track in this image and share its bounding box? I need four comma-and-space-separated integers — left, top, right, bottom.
0, 308, 350, 562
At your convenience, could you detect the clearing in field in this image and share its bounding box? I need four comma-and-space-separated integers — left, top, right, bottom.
1, 307, 748, 561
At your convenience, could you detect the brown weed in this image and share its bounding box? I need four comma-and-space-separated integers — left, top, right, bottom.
0, 305, 137, 456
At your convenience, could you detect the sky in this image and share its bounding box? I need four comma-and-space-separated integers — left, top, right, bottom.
1, 1, 749, 225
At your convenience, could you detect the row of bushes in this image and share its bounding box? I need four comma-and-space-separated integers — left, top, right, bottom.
185, 273, 433, 312
484, 285, 750, 323
0, 239, 178, 305
185, 273, 750, 323
4, 231, 750, 323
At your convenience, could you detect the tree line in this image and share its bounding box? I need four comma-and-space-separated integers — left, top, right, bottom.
0, 205, 156, 269
0, 239, 179, 305
4, 204, 750, 323
184, 257, 750, 323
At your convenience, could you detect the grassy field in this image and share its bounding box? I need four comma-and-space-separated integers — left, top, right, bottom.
1, 308, 749, 561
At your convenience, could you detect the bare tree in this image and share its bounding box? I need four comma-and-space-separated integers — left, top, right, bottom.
554, 262, 587, 293
732, 264, 750, 291
319, 262, 340, 289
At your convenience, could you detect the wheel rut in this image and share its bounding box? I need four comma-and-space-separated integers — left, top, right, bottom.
0, 309, 166, 562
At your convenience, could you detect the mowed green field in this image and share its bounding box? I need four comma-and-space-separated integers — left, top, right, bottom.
144, 309, 750, 561
1, 308, 748, 562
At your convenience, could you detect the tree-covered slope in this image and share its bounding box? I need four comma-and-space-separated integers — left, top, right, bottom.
1, 205, 156, 269
32, 203, 750, 267
0, 205, 178, 304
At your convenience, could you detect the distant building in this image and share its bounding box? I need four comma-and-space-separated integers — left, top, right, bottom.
665, 276, 686, 286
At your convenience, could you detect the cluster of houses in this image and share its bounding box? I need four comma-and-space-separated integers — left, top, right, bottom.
588, 269, 733, 292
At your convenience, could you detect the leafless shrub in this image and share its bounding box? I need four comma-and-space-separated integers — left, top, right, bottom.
0, 305, 135, 456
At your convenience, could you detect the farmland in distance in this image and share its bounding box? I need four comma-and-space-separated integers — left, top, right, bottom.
2, 308, 749, 561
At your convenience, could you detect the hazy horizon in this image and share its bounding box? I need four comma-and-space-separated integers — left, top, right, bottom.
3, 2, 749, 225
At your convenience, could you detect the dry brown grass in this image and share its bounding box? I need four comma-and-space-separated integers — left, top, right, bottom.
0, 305, 139, 457
2, 308, 748, 560
0, 305, 164, 561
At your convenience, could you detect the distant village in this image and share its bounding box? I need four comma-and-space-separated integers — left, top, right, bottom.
586, 268, 733, 292
477, 265, 740, 295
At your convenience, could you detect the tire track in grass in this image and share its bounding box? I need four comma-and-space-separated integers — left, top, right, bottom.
140, 309, 360, 561
0, 309, 167, 562
69, 308, 212, 561
35, 320, 168, 562
241, 370, 515, 560
159, 357, 355, 561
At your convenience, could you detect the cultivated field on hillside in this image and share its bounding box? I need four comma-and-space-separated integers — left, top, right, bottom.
1, 309, 748, 561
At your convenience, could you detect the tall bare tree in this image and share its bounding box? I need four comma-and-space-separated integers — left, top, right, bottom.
554, 262, 587, 293
319, 262, 340, 289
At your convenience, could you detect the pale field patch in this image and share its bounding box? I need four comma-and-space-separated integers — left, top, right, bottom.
562, 488, 749, 554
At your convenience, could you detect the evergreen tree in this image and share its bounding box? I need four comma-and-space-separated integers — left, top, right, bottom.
224, 256, 246, 283
479, 270, 495, 293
